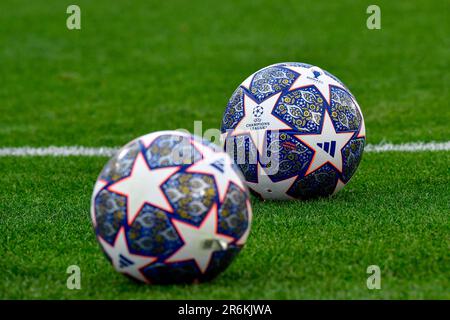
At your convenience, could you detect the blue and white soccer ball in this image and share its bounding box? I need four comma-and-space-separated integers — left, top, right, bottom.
221, 62, 366, 200
91, 131, 252, 284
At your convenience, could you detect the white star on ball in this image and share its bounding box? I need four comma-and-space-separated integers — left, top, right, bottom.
294, 110, 354, 175
284, 65, 345, 106
246, 165, 297, 200
165, 204, 234, 274
108, 152, 180, 225
230, 92, 292, 156
98, 227, 157, 283
187, 140, 245, 203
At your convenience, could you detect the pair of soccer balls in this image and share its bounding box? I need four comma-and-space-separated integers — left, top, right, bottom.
91, 62, 365, 284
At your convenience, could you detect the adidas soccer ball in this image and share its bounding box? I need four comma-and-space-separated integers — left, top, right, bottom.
90, 131, 252, 284
221, 62, 366, 200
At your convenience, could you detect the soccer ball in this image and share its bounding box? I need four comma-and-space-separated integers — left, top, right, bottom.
221, 62, 366, 200
90, 131, 252, 284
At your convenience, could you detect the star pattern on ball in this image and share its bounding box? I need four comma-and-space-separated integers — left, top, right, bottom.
284, 65, 345, 106
332, 178, 346, 195
246, 165, 297, 200
98, 227, 157, 283
354, 99, 366, 138
219, 132, 228, 149
187, 139, 245, 203
108, 152, 180, 225
236, 200, 253, 245
240, 69, 258, 90
357, 118, 366, 138
230, 92, 292, 156
294, 110, 354, 175
139, 131, 162, 148
91, 179, 107, 227
165, 204, 234, 274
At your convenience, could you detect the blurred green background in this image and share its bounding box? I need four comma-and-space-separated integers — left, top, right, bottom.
0, 0, 448, 146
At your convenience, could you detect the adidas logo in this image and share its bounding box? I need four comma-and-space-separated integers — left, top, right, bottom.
317, 141, 336, 157
119, 254, 134, 268
210, 159, 225, 173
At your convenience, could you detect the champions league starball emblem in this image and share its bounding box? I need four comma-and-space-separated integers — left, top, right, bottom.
221, 62, 366, 200
91, 131, 252, 284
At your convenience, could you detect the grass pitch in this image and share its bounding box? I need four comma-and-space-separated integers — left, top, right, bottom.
0, 0, 449, 299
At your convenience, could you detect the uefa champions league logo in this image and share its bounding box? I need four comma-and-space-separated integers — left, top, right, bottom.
252, 105, 264, 118
307, 68, 324, 84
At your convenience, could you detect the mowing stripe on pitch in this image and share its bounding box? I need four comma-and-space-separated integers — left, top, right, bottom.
0, 141, 449, 157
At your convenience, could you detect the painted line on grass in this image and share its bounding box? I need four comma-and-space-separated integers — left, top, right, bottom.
364, 141, 450, 152
0, 141, 449, 157
0, 146, 118, 157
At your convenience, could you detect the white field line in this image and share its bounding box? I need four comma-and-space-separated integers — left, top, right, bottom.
364, 141, 450, 152
0, 141, 449, 157
0, 146, 118, 157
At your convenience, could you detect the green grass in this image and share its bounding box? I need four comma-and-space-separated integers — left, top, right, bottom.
0, 0, 449, 146
0, 0, 449, 299
0, 152, 449, 299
